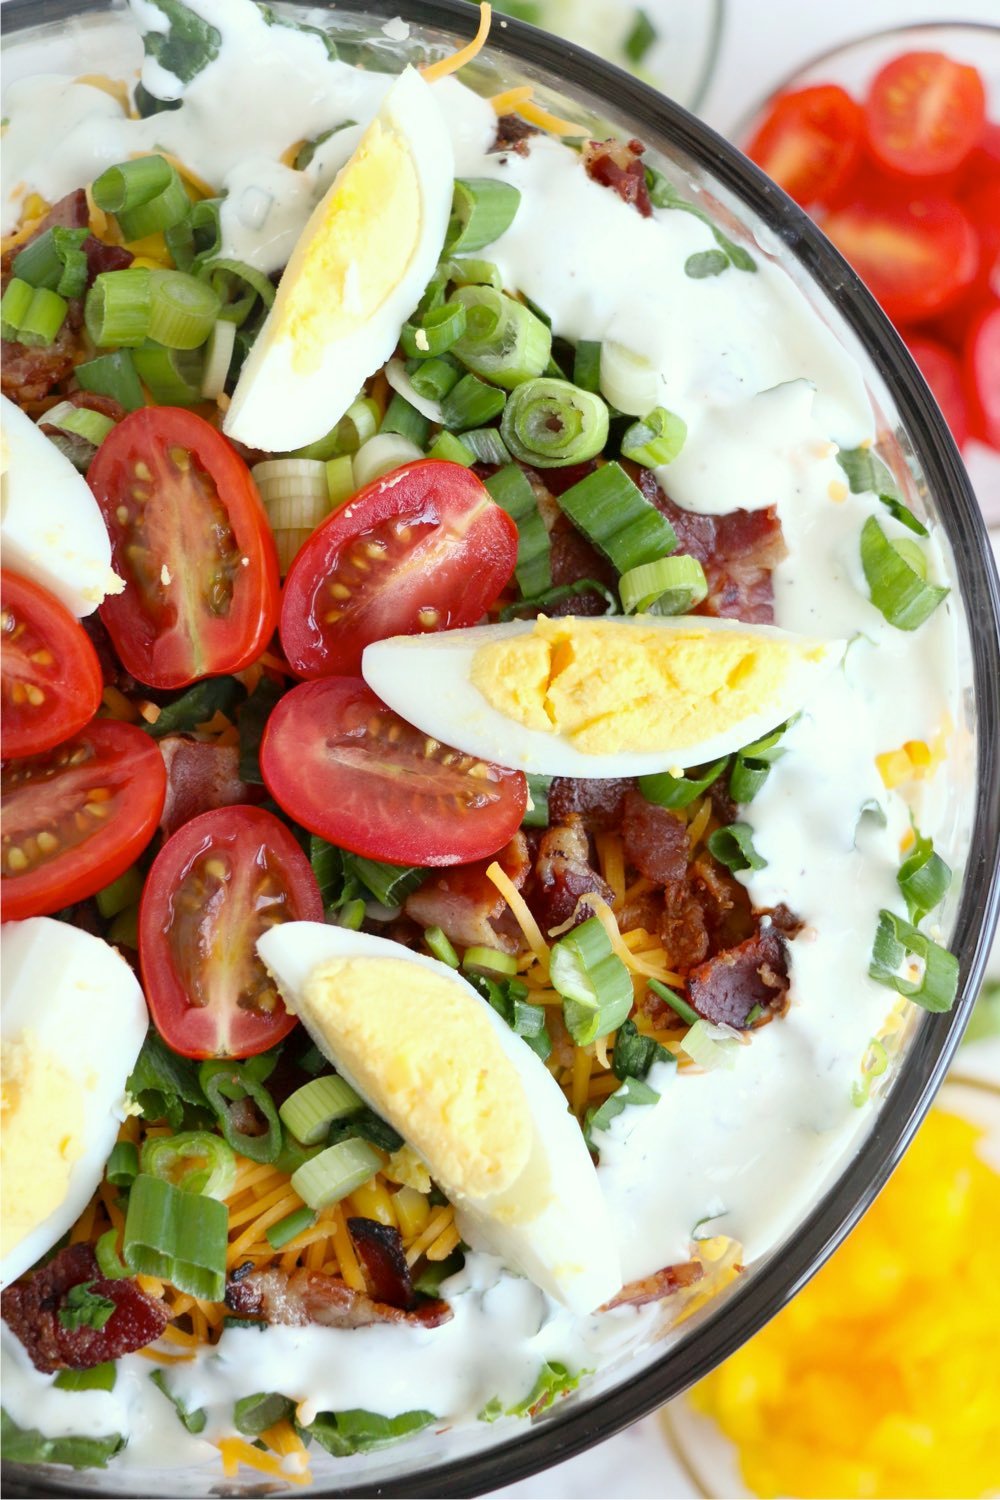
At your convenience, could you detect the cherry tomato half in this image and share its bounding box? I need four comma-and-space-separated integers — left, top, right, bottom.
963, 304, 1000, 449
279, 460, 518, 678
905, 336, 970, 448
745, 84, 865, 207
1, 571, 103, 758
139, 805, 322, 1059
88, 408, 280, 691
821, 194, 978, 323
865, 51, 987, 179
1, 720, 166, 920
260, 676, 528, 866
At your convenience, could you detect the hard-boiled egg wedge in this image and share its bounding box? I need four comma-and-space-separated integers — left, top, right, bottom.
1, 918, 148, 1288
362, 613, 844, 777
0, 395, 121, 617
224, 67, 454, 453
257, 922, 622, 1315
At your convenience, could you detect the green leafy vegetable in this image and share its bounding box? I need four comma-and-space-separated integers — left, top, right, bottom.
729, 719, 795, 804
706, 822, 767, 873
1, 1409, 125, 1469
480, 1361, 584, 1422
327, 1106, 404, 1155
149, 1369, 207, 1434
305, 1408, 437, 1456
685, 249, 730, 279
611, 1018, 671, 1081
127, 1029, 208, 1129
234, 1391, 296, 1436
145, 677, 245, 739
54, 1362, 117, 1392
467, 972, 551, 1061
624, 7, 657, 64
836, 446, 927, 536
137, 0, 222, 86
58, 1282, 116, 1333
585, 1073, 666, 1149
257, 4, 337, 58
639, 757, 728, 810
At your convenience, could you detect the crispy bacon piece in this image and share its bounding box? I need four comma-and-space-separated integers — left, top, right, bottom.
622, 790, 688, 884
405, 832, 530, 953
1, 1244, 168, 1373
158, 736, 263, 838
1, 314, 80, 407
659, 878, 710, 972
491, 112, 537, 155
583, 138, 653, 218
601, 1259, 703, 1311
687, 923, 792, 1029
548, 777, 633, 833
347, 1218, 415, 1310
530, 819, 613, 934
225, 1265, 452, 1330
0, 190, 89, 283
81, 236, 133, 284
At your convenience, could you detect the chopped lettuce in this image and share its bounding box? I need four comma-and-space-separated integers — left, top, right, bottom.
1, 1408, 125, 1468
479, 1361, 583, 1422
304, 1408, 436, 1456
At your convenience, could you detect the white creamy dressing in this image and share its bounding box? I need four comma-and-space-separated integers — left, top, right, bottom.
1, 0, 967, 1475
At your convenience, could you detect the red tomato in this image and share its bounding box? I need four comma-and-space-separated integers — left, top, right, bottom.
961, 120, 1000, 188
821, 194, 978, 323
1, 571, 103, 758
960, 178, 1000, 301
260, 676, 527, 866
904, 336, 970, 447
865, 51, 986, 178
279, 460, 518, 678
964, 304, 1000, 448
745, 85, 865, 206
139, 805, 322, 1058
1, 721, 166, 920
88, 408, 280, 691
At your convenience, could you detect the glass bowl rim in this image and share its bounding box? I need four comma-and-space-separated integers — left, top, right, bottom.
2, 2, 999, 1497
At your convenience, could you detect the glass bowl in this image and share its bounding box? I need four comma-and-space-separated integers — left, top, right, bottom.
2, 2, 999, 1497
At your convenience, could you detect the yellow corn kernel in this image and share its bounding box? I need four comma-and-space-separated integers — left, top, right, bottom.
348, 1176, 397, 1228
393, 1185, 430, 1241
876, 747, 912, 789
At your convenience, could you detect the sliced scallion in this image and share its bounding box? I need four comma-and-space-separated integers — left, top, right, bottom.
279, 1075, 364, 1145
599, 341, 658, 416
353, 434, 424, 489
462, 945, 518, 978
122, 1173, 228, 1300
197, 257, 275, 327
140, 1131, 237, 1199
13, 226, 88, 299
408, 355, 461, 402
95, 1229, 129, 1280
484, 463, 551, 597
385, 357, 444, 423
2, 280, 69, 347
500, 377, 609, 467
440, 372, 506, 430
380, 392, 430, 448
74, 349, 145, 411
290, 1138, 382, 1210
897, 832, 952, 925
621, 406, 687, 468
860, 516, 948, 630
638, 758, 727, 810
444, 256, 502, 289
447, 178, 521, 254
647, 978, 700, 1026
619, 554, 706, 614
326, 454, 356, 507
93, 155, 190, 240
148, 269, 221, 349
332, 396, 380, 454
707, 822, 767, 873
200, 317, 237, 398
401, 301, 467, 359
869, 910, 959, 1012
41, 400, 116, 455
572, 339, 602, 394
132, 341, 203, 405
681, 1018, 740, 1071
0, 277, 33, 341
585, 1075, 662, 1146
428, 430, 475, 466
729, 720, 793, 804
266, 1205, 317, 1250
105, 1140, 139, 1188
424, 926, 460, 967
556, 460, 677, 572
85, 268, 152, 347
458, 427, 511, 465
550, 917, 633, 1045
451, 286, 552, 389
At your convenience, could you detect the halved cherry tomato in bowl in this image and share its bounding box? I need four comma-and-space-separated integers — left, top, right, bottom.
88, 408, 280, 691
1, 571, 103, 758
744, 84, 865, 207
963, 304, 1000, 449
139, 805, 322, 1059
904, 335, 970, 447
821, 194, 978, 323
260, 676, 527, 866
865, 51, 987, 179
279, 459, 518, 678
1, 720, 166, 920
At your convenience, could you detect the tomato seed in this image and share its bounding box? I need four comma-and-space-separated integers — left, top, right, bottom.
24, 685, 45, 706
36, 831, 59, 854
6, 847, 27, 871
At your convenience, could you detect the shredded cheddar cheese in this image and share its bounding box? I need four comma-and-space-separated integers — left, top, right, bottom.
421, 2, 491, 84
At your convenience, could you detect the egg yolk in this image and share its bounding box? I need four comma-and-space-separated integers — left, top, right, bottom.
470, 616, 807, 755
1, 1033, 84, 1260
272, 118, 420, 374
300, 957, 533, 1200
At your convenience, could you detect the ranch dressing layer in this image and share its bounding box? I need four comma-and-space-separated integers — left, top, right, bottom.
0, 0, 965, 1474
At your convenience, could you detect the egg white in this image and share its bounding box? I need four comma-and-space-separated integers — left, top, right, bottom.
224, 66, 454, 453
1, 919, 149, 1288
0, 395, 120, 617
362, 614, 845, 777
258, 922, 622, 1315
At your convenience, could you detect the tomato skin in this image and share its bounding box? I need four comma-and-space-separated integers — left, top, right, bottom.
89, 408, 280, 691
1, 571, 103, 758
745, 85, 864, 207
139, 805, 322, 1059
1, 720, 166, 920
261, 676, 528, 867
865, 51, 987, 178
963, 304, 1000, 448
280, 460, 518, 679
904, 336, 970, 447
821, 193, 978, 323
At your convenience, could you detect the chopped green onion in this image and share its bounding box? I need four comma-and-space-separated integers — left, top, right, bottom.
851, 1037, 889, 1107
621, 406, 687, 468
58, 1282, 115, 1332
74, 349, 145, 411
381, 392, 430, 448
149, 1369, 207, 1434
498, 576, 619, 621
105, 1140, 139, 1188
869, 910, 958, 1012
13, 226, 88, 299
599, 341, 657, 416
485, 463, 552, 596
458, 426, 512, 466
573, 339, 602, 394
2, 280, 69, 347
197, 257, 275, 327
140, 1131, 237, 1200
638, 758, 727, 810
462, 945, 518, 978
524, 772, 551, 828
556, 460, 677, 572
707, 822, 767, 872
132, 341, 203, 406
685, 249, 731, 279
612, 1017, 671, 1079
146, 269, 220, 349
501, 377, 609, 467
200, 317, 237, 398
85, 268, 151, 347
199, 1060, 282, 1164
54, 1362, 117, 1393
646, 977, 700, 1027
279, 1075, 364, 1145
95, 1229, 129, 1280
326, 454, 356, 506
108, 904, 139, 949
234, 1391, 295, 1436
451, 286, 552, 389
443, 256, 502, 289
729, 720, 794, 804
290, 1138, 382, 1211
353, 434, 423, 489
123, 1173, 228, 1300
166, 196, 224, 272
401, 300, 467, 359
424, 926, 460, 967
898, 832, 952, 925
344, 854, 427, 908
860, 516, 948, 630
332, 396, 380, 454
836, 446, 927, 536
385, 357, 444, 422
0, 277, 33, 340
681, 1018, 740, 1070
119, 174, 191, 242
409, 355, 461, 402
447, 178, 521, 253
441, 372, 507, 430
645, 170, 757, 271
468, 972, 551, 1059
266, 1206, 317, 1250
93, 155, 190, 241
40, 399, 116, 454
585, 1075, 662, 1146
550, 917, 633, 1045
625, 7, 657, 63
427, 430, 475, 466
619, 554, 707, 614
339, 898, 366, 931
